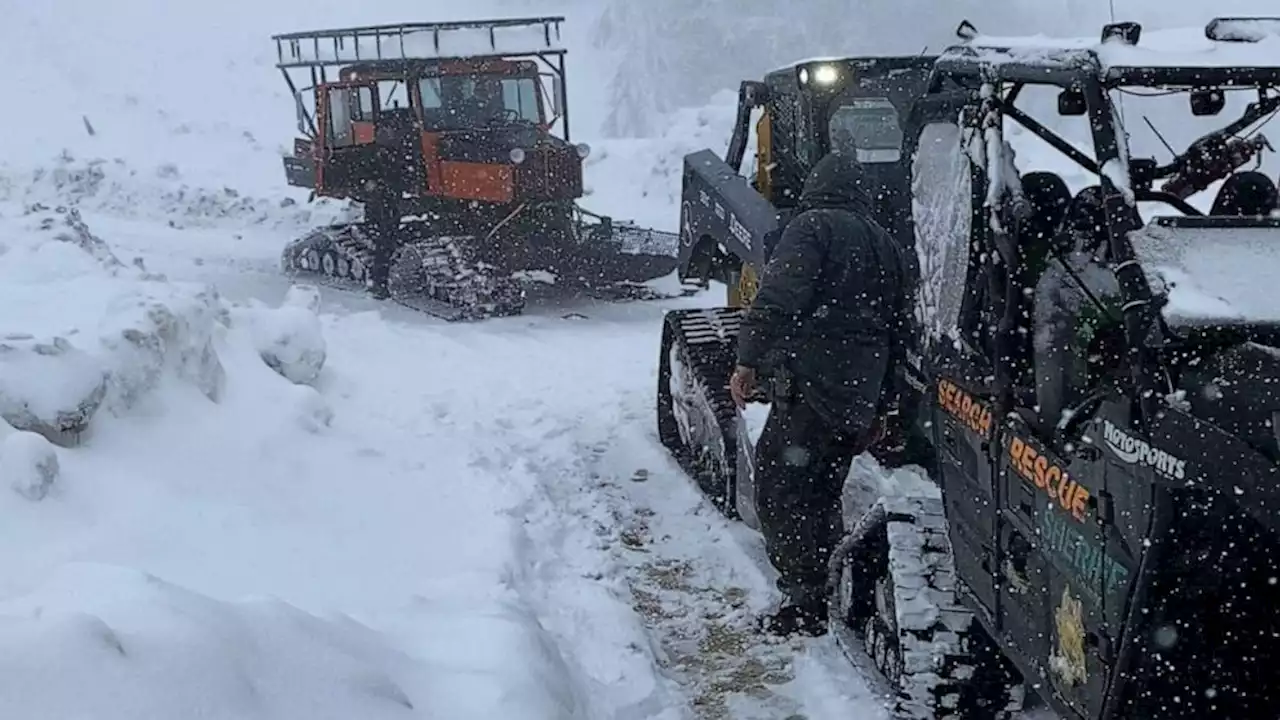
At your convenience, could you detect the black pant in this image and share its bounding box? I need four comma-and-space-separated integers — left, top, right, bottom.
754, 397, 875, 609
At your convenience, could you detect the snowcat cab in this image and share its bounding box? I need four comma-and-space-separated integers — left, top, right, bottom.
655, 55, 935, 529
829, 16, 1280, 720
271, 17, 681, 320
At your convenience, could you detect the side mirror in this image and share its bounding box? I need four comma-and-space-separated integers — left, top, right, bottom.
1190, 88, 1225, 116
1102, 21, 1142, 45
1058, 88, 1087, 116
742, 80, 771, 108
550, 76, 564, 118
956, 20, 979, 40
1128, 158, 1158, 187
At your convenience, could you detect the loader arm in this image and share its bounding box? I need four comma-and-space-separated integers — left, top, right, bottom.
677, 149, 779, 284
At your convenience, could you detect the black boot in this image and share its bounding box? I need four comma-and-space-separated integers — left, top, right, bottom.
760, 600, 828, 638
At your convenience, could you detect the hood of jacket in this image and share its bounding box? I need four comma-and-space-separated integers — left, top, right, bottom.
798, 151, 872, 214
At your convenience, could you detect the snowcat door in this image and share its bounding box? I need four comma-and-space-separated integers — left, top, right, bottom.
283, 85, 319, 189
314, 82, 378, 197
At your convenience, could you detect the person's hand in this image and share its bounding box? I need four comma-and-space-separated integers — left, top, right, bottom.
729, 365, 757, 409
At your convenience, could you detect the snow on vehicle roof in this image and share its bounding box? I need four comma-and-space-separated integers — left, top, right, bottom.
958, 25, 1280, 72
1130, 221, 1280, 326
274, 20, 564, 67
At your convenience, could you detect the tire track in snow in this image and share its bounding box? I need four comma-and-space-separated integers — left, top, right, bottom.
473, 388, 890, 719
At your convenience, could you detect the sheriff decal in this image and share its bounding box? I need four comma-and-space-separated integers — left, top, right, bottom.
1051, 586, 1087, 687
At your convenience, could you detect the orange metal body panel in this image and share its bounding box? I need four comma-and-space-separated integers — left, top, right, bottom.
420, 132, 442, 192
352, 121, 376, 144
440, 162, 514, 203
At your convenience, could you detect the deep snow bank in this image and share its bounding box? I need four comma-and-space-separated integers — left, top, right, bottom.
0, 206, 329, 448
0, 564, 423, 720
0, 206, 602, 718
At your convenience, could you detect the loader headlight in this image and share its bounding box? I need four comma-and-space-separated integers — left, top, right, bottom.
509, 148, 526, 164
800, 64, 840, 87
812, 64, 839, 85
575, 143, 591, 159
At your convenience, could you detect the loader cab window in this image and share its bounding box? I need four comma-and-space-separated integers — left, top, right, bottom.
829, 97, 903, 163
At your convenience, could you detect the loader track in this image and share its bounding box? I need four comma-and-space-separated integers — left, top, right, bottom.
656, 308, 744, 517
831, 494, 1025, 720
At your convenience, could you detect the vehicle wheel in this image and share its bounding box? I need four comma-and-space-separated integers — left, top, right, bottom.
303, 248, 321, 272
320, 250, 338, 277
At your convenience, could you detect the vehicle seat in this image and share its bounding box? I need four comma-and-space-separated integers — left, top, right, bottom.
1030, 186, 1108, 434
1211, 171, 1279, 216
1012, 172, 1072, 409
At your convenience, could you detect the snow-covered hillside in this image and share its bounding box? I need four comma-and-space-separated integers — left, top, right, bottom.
2, 0, 1278, 718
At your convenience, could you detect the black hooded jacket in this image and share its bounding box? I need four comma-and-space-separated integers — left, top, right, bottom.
737, 152, 909, 435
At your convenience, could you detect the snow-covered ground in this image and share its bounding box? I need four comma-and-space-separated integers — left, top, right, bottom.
5, 0, 1271, 716
0, 187, 904, 718
0, 3, 896, 716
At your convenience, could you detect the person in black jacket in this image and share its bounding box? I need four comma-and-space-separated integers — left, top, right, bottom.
729, 151, 910, 637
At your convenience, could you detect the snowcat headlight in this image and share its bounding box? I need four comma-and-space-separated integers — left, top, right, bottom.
509, 148, 527, 164
575, 143, 591, 159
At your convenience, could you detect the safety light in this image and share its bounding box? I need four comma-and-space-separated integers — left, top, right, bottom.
575, 143, 591, 159
812, 64, 839, 85
510, 148, 526, 164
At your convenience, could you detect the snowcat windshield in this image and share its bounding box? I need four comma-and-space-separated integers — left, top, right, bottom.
421, 74, 542, 129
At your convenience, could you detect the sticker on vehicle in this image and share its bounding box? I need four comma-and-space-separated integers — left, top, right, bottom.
1100, 420, 1186, 480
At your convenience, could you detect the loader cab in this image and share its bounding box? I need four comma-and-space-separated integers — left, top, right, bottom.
754, 57, 934, 237
718, 56, 933, 306
912, 17, 1280, 720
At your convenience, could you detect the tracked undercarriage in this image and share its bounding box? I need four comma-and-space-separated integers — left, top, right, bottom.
282, 211, 689, 320
830, 495, 1024, 719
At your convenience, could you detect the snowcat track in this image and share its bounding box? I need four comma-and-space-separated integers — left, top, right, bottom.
830, 495, 1025, 720
657, 308, 743, 517
388, 235, 525, 321
280, 222, 524, 321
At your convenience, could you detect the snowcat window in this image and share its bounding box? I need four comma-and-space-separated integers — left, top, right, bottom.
353, 87, 374, 121
501, 77, 540, 123
378, 80, 406, 110
829, 98, 903, 163
327, 87, 353, 146
419, 77, 443, 109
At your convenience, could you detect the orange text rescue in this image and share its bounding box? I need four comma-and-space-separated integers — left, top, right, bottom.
1008, 436, 1090, 523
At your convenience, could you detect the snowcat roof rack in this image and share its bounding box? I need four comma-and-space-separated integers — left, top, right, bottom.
271, 16, 566, 70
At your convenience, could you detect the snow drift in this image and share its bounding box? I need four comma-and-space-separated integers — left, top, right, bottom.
0, 205, 331, 446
